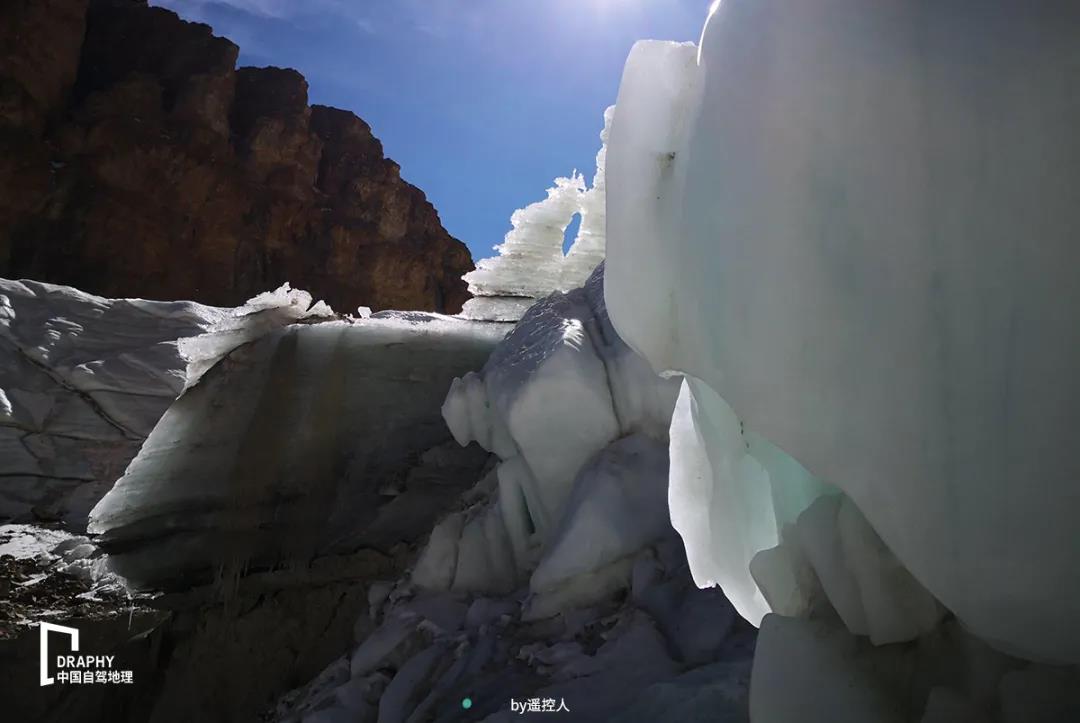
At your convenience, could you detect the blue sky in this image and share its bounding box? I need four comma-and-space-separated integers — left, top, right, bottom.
153, 0, 709, 262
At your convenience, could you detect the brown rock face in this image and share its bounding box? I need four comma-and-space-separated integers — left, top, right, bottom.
0, 0, 472, 313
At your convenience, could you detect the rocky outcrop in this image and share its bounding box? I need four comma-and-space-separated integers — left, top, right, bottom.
0, 0, 471, 313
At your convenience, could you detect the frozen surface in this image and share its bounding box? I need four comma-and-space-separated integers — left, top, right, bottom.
605, 1, 1080, 662
433, 265, 680, 600
669, 377, 783, 625
531, 434, 669, 594
0, 279, 221, 526
88, 314, 505, 588
270, 271, 750, 723
670, 373, 943, 644
177, 282, 334, 389
0, 279, 334, 527
274, 540, 751, 723
754, 494, 943, 646
461, 108, 612, 321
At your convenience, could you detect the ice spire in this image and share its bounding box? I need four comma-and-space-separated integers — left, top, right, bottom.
460, 107, 614, 322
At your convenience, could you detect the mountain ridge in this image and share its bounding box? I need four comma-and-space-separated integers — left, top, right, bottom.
0, 0, 473, 313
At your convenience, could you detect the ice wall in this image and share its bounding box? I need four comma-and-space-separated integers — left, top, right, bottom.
605, 0, 1080, 666
88, 312, 505, 588
267, 268, 754, 723
427, 265, 681, 610
460, 108, 613, 322
0, 279, 328, 527
11, 270, 728, 717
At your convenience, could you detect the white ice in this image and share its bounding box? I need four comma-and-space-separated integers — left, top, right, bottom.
0, 279, 221, 525
88, 312, 505, 589
605, 1, 1080, 663
178, 282, 334, 389
460, 108, 613, 321
530, 434, 669, 595
0, 279, 334, 526
431, 265, 679, 603
269, 276, 749, 719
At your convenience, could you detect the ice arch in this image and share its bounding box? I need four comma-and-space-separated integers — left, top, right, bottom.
460, 107, 612, 321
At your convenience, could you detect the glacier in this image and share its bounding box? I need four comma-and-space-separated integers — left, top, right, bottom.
6, 269, 748, 721
87, 311, 506, 589
596, 0, 1080, 720
0, 279, 328, 527
8, 1, 1080, 718
435, 264, 680, 604
460, 108, 611, 322
606, 0, 1080, 666
269, 266, 754, 722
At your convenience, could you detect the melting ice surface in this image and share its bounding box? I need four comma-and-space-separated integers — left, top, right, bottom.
605, 0, 1080, 663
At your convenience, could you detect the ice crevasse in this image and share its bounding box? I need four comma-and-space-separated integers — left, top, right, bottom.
604, 0, 1080, 665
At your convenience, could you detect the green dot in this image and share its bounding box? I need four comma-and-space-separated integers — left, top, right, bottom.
461, 697, 473, 710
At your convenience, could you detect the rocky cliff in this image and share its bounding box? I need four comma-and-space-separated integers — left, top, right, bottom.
0, 0, 472, 313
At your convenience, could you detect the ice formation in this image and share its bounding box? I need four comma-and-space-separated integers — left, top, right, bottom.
0, 523, 123, 594
0, 279, 334, 527
429, 264, 680, 606
270, 267, 752, 722
459, 108, 612, 322
605, 0, 1080, 667
88, 312, 506, 588
177, 282, 335, 389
